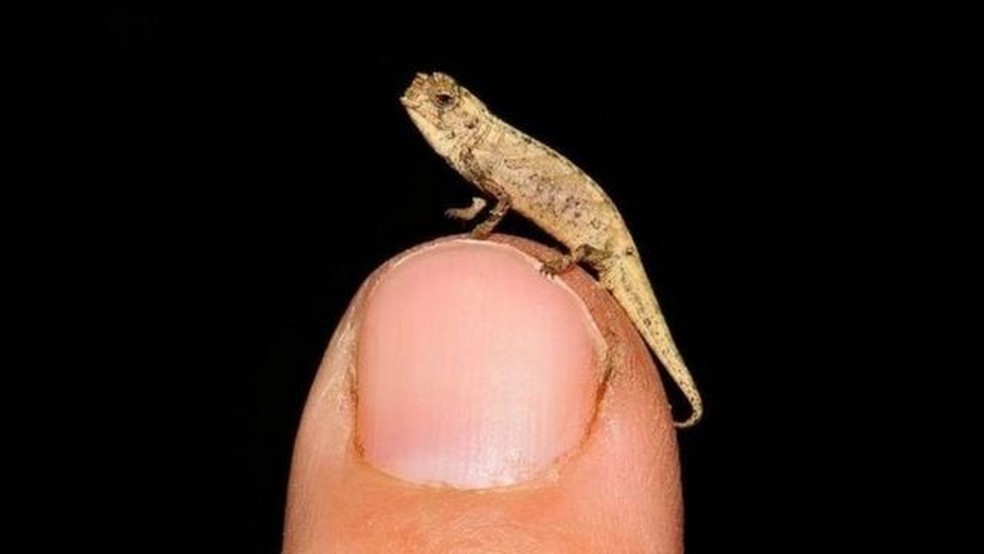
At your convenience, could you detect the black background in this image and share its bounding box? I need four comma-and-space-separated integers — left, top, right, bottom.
5, 5, 979, 552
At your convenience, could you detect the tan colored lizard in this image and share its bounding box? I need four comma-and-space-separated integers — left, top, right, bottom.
401, 72, 703, 428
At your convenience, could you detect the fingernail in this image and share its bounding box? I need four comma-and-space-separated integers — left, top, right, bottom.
356, 240, 603, 489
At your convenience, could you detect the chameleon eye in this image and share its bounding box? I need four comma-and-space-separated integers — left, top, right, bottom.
433, 91, 456, 108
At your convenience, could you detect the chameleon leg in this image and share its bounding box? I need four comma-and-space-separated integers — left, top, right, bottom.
541, 244, 611, 275
445, 197, 488, 221
470, 182, 511, 239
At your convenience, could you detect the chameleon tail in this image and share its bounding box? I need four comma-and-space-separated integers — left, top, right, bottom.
605, 258, 704, 428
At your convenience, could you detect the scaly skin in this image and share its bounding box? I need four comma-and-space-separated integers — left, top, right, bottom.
401, 72, 703, 428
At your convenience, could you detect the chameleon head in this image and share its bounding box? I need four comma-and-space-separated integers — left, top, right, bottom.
401, 72, 489, 159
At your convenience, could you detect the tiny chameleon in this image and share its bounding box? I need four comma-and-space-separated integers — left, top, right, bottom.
401, 72, 703, 428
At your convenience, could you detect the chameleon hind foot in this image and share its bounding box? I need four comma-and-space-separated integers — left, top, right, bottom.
540, 244, 611, 276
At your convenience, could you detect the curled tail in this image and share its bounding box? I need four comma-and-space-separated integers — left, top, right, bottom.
604, 257, 703, 428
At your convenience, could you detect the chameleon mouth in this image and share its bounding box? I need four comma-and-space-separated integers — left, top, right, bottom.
399, 94, 418, 109
404, 106, 435, 135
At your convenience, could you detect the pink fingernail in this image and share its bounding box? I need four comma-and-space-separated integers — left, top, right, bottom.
356, 240, 602, 489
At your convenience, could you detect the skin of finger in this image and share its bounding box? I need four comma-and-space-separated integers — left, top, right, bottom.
284, 235, 682, 553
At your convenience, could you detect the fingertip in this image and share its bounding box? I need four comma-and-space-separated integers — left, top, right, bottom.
286, 236, 683, 552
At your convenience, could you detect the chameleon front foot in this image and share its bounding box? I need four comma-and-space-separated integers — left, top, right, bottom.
445, 197, 487, 221
470, 221, 496, 239
468, 191, 511, 239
